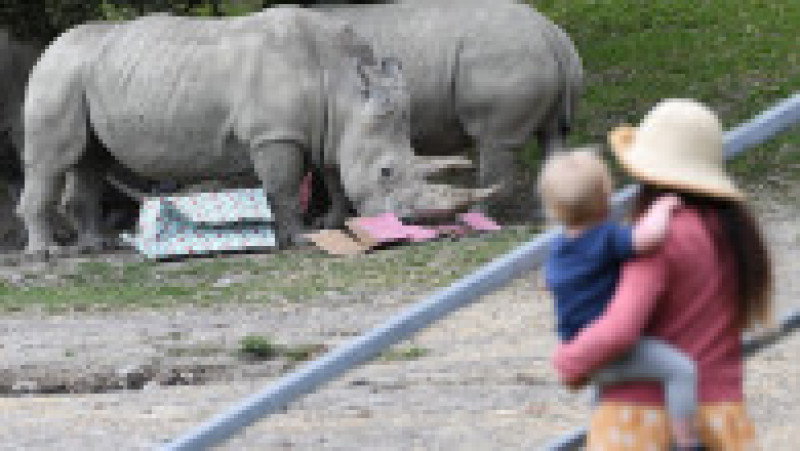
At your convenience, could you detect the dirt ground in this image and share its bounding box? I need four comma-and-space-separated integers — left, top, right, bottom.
0, 182, 798, 450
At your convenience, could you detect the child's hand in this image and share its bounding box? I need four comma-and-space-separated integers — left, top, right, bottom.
632, 193, 682, 254
652, 193, 682, 212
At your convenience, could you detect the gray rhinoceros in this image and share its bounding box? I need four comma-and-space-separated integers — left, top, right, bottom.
1, 30, 40, 249
1, 29, 39, 157
318, 0, 583, 217
19, 7, 490, 256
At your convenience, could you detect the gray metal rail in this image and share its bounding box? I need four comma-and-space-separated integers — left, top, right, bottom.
163, 93, 800, 450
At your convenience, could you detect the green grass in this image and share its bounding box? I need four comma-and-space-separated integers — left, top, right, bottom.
530, 0, 799, 181
237, 335, 279, 360
0, 226, 538, 311
379, 346, 430, 362
236, 335, 326, 362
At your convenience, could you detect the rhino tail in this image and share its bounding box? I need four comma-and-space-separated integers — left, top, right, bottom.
544, 22, 584, 136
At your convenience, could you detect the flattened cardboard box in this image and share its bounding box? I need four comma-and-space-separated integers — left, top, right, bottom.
305, 230, 371, 256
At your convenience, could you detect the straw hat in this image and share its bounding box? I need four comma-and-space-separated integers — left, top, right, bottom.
608, 98, 744, 200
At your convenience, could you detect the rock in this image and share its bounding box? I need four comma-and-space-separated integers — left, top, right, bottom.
7, 273, 25, 286
116, 365, 147, 389
212, 277, 234, 288
11, 380, 38, 393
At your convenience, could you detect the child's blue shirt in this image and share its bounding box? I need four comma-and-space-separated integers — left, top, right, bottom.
545, 220, 634, 341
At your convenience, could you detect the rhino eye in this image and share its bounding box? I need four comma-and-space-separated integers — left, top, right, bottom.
381, 167, 393, 178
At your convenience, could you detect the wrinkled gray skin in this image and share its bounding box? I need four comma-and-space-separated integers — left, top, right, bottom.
318, 0, 583, 216
2, 31, 146, 249
19, 7, 491, 256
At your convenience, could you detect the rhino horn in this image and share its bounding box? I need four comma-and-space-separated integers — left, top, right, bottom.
415, 156, 474, 176
468, 183, 503, 202
411, 182, 502, 217
447, 183, 503, 204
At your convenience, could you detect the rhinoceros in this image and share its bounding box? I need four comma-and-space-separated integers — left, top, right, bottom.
1, 29, 39, 159
18, 7, 492, 256
317, 0, 583, 218
1, 31, 40, 249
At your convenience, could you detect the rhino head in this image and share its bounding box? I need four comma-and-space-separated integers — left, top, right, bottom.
333, 58, 498, 219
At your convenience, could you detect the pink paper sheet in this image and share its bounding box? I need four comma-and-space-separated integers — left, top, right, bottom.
458, 212, 502, 231
402, 225, 439, 242
349, 213, 411, 244
344, 212, 500, 249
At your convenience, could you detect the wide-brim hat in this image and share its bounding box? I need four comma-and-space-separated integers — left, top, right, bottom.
608, 98, 744, 200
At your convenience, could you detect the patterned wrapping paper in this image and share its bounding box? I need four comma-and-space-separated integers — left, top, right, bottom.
122, 189, 276, 259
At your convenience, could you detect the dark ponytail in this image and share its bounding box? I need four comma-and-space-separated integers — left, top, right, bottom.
636, 184, 772, 328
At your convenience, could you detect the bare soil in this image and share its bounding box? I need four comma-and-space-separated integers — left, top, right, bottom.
0, 181, 797, 450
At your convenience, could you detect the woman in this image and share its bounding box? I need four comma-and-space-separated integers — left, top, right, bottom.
553, 99, 772, 450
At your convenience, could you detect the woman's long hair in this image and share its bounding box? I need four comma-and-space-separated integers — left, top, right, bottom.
635, 184, 772, 329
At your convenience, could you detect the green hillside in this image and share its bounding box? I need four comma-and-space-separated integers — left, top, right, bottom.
533, 0, 799, 181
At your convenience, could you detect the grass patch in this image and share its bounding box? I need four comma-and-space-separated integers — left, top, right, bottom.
238, 335, 278, 360
236, 335, 326, 363
0, 226, 538, 311
0, 284, 195, 311
282, 344, 328, 363
379, 346, 430, 362
531, 0, 799, 182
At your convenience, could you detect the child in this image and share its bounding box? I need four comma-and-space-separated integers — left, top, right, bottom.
539, 148, 703, 450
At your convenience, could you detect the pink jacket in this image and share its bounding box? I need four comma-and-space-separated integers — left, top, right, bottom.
554, 207, 744, 404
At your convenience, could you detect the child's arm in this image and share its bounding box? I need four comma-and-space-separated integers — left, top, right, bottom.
632, 194, 681, 254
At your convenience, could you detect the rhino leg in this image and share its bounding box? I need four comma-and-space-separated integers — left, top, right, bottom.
475, 141, 517, 218
312, 167, 349, 230
529, 116, 570, 221
61, 162, 106, 253
8, 117, 24, 157
17, 166, 68, 258
18, 92, 89, 258
250, 141, 307, 248
537, 112, 568, 157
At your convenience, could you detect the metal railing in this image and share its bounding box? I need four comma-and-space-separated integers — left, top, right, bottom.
163, 93, 800, 451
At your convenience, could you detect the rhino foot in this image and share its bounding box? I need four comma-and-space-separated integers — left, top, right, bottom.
73, 235, 117, 255
290, 232, 312, 248
21, 249, 49, 264
311, 211, 347, 230
273, 229, 312, 250
21, 245, 67, 263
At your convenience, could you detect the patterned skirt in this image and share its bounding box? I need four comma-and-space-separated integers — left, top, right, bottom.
587, 402, 757, 450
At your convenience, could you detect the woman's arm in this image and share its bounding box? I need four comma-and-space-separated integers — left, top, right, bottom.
553, 252, 668, 383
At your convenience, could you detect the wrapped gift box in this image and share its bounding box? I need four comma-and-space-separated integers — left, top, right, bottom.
121, 189, 276, 259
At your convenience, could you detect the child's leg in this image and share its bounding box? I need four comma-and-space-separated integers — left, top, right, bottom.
592, 337, 699, 446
